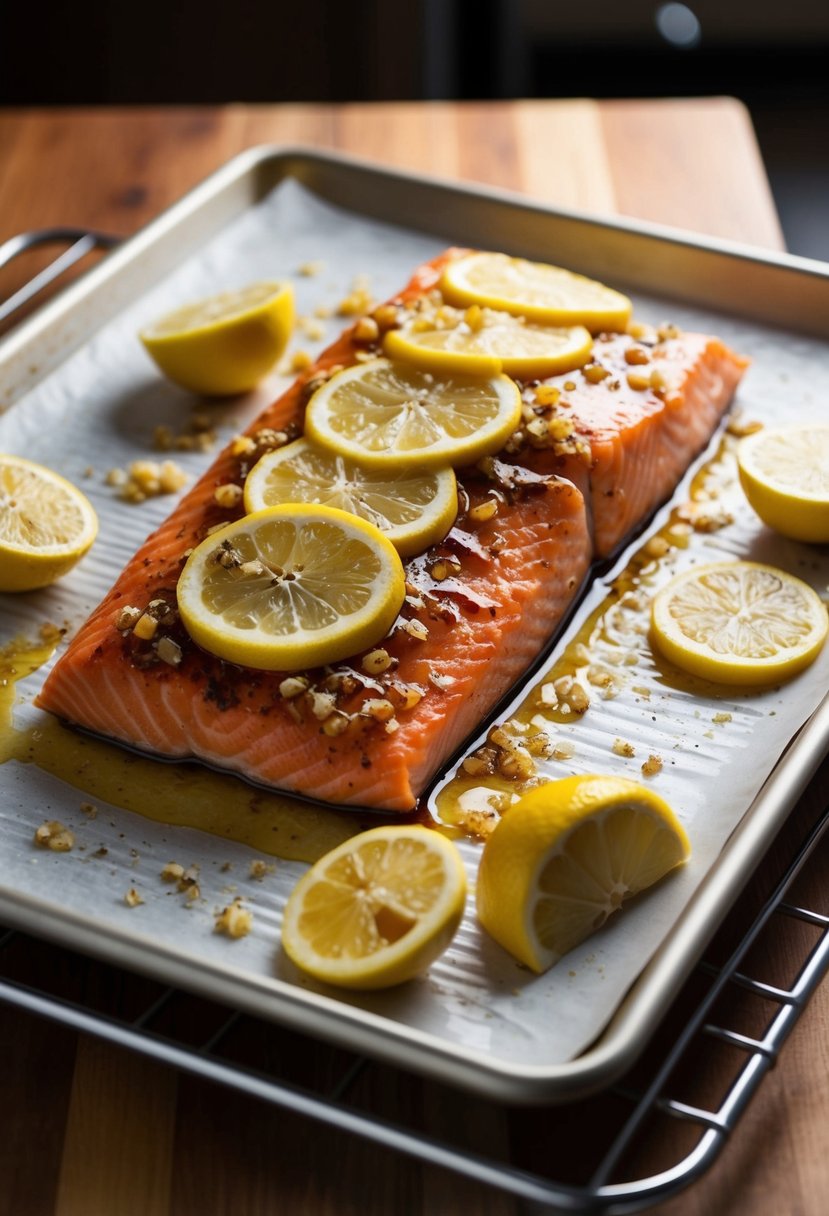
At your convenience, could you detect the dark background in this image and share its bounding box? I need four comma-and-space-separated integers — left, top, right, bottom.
2, 0, 827, 258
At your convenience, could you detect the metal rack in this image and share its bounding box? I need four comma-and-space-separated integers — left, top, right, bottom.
0, 227, 119, 326
3, 229, 829, 1212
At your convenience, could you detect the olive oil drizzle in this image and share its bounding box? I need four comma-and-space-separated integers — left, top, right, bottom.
0, 637, 362, 864
434, 432, 746, 831
1, 435, 746, 856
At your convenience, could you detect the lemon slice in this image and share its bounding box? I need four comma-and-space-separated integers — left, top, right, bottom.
476, 775, 690, 974
0, 455, 98, 593
304, 359, 521, 470
441, 252, 632, 333
738, 425, 829, 543
243, 439, 458, 558
383, 308, 593, 379
281, 825, 467, 988
651, 561, 828, 686
140, 281, 294, 396
176, 504, 405, 671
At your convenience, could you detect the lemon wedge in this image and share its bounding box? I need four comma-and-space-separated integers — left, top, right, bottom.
0, 455, 98, 592
243, 439, 458, 558
140, 281, 294, 396
650, 561, 828, 686
304, 358, 521, 470
441, 252, 632, 333
476, 775, 689, 974
383, 307, 593, 379
281, 825, 467, 988
176, 504, 405, 671
738, 425, 829, 543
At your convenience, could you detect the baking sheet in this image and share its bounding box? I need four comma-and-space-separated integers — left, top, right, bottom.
2, 174, 828, 1092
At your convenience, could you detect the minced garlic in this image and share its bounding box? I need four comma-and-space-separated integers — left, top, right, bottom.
214, 898, 253, 939
34, 821, 75, 852
249, 860, 275, 881
108, 459, 189, 504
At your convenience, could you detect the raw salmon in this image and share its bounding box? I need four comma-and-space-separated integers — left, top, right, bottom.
37, 251, 746, 810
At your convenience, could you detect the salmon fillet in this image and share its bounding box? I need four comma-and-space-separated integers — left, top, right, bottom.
529, 331, 749, 557
37, 251, 747, 810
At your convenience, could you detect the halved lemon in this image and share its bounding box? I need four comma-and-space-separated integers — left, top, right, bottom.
476, 775, 689, 974
304, 359, 521, 469
738, 425, 829, 543
441, 252, 632, 333
281, 825, 467, 988
650, 561, 828, 686
140, 281, 295, 396
0, 455, 98, 592
383, 308, 593, 379
243, 439, 458, 558
176, 504, 405, 671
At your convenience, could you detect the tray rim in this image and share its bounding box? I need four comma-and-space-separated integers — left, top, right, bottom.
1, 143, 829, 1104
3, 142, 829, 386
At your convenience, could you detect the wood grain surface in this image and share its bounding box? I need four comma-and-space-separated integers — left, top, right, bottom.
0, 99, 825, 1216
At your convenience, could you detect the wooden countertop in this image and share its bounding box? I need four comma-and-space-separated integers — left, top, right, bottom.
0, 100, 825, 1216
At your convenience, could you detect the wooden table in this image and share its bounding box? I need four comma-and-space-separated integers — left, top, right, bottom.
0, 100, 825, 1216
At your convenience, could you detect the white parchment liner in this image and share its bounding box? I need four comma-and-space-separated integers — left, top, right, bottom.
1, 180, 828, 1071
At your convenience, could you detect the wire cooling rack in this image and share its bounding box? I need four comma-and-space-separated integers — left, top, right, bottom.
2, 790, 827, 1214
2, 230, 829, 1212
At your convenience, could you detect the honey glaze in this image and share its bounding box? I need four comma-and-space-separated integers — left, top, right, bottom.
1, 635, 364, 864
434, 431, 753, 835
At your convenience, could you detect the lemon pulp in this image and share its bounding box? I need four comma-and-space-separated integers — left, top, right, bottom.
441, 252, 632, 333
650, 561, 828, 685
384, 308, 593, 379
476, 775, 689, 973
281, 825, 467, 988
140, 281, 294, 396
243, 439, 458, 557
304, 358, 521, 469
176, 504, 406, 671
0, 455, 98, 592
738, 425, 829, 543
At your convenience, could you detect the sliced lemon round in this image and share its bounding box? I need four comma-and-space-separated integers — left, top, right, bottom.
281, 825, 467, 989
476, 775, 689, 974
738, 425, 829, 543
441, 251, 632, 333
0, 455, 98, 593
243, 439, 458, 558
383, 308, 593, 379
140, 281, 295, 396
304, 358, 521, 470
651, 561, 828, 686
176, 504, 405, 671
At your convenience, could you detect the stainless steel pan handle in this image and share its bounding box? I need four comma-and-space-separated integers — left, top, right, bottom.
0, 227, 121, 325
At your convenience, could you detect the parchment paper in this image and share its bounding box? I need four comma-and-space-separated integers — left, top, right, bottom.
1, 179, 828, 1071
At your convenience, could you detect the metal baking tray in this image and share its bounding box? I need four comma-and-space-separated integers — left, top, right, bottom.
2, 147, 829, 1104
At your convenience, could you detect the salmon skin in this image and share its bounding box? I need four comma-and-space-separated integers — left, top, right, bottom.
37, 251, 746, 811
